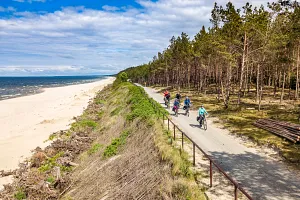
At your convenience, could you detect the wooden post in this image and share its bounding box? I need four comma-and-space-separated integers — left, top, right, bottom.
210, 160, 212, 187
193, 143, 195, 166
234, 185, 238, 200
181, 132, 184, 150
173, 124, 176, 140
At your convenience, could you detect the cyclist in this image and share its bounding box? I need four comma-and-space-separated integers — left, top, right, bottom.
175, 92, 181, 103
198, 105, 208, 128
183, 97, 191, 116
163, 90, 170, 106
173, 98, 180, 116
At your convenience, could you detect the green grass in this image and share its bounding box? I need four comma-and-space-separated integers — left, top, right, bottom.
46, 176, 55, 184
103, 130, 130, 158
14, 189, 26, 200
87, 143, 103, 155
71, 119, 98, 131
95, 99, 106, 105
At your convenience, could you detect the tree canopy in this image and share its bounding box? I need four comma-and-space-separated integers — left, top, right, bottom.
121, 1, 300, 109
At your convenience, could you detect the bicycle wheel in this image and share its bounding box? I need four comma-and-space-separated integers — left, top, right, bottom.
203, 119, 207, 130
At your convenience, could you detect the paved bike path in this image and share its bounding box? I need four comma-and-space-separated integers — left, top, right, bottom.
140, 85, 300, 200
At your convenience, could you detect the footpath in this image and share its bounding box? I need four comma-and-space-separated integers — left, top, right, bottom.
140, 85, 300, 200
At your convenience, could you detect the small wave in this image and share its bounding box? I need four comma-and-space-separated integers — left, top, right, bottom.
1, 94, 21, 98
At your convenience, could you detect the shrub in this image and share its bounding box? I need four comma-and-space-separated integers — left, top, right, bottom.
14, 189, 26, 200
118, 72, 128, 82
103, 130, 130, 158
39, 152, 64, 172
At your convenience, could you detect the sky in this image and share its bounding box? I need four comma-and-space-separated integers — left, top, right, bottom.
0, 0, 274, 76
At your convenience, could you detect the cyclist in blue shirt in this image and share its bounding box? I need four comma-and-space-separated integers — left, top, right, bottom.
184, 97, 191, 116
184, 97, 191, 107
198, 105, 208, 127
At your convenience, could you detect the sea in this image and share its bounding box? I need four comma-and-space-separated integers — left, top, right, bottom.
0, 75, 107, 101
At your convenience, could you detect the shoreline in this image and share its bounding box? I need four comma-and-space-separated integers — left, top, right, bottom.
0, 77, 115, 189
0, 76, 110, 101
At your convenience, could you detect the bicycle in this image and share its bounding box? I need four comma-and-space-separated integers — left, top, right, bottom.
164, 97, 170, 108
173, 105, 179, 116
198, 115, 207, 130
184, 104, 191, 117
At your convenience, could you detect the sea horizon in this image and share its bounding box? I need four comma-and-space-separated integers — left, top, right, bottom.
0, 75, 111, 101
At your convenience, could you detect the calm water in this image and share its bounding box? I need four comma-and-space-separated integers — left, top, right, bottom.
0, 76, 107, 100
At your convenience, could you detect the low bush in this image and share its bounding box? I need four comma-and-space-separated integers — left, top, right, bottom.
14, 189, 26, 200
103, 130, 130, 158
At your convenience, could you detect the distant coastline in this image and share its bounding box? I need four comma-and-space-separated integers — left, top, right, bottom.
0, 75, 111, 101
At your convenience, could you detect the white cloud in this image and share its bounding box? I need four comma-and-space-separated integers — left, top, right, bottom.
0, 6, 16, 12
102, 5, 120, 12
0, 0, 271, 76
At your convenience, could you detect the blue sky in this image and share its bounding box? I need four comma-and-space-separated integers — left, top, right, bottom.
0, 0, 271, 76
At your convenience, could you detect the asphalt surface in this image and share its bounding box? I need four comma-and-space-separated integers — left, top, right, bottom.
140, 84, 300, 200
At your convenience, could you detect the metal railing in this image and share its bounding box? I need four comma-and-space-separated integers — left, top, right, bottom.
147, 96, 253, 200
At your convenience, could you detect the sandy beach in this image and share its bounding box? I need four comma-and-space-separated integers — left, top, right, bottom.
0, 77, 114, 188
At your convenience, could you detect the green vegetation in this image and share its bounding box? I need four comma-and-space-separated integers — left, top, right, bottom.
118, 72, 128, 82
87, 143, 102, 155
97, 110, 104, 118
126, 84, 166, 121
113, 72, 128, 86
39, 152, 64, 172
60, 165, 73, 172
110, 107, 122, 116
71, 119, 98, 131
103, 130, 130, 158
46, 176, 55, 184
95, 99, 106, 105
14, 189, 26, 200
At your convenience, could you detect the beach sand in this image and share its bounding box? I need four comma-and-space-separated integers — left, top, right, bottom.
0, 77, 115, 189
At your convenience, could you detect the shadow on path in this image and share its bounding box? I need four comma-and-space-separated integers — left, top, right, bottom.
189, 123, 201, 128
209, 150, 300, 200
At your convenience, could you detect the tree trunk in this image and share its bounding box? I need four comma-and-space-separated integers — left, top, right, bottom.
280, 71, 286, 104
296, 44, 300, 99
256, 64, 260, 102
221, 80, 228, 109
238, 31, 247, 105
258, 85, 263, 111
